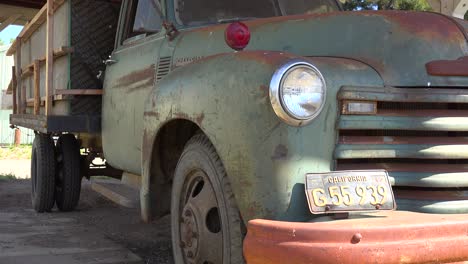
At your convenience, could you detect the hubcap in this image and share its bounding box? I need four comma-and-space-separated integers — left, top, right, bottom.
179, 171, 222, 264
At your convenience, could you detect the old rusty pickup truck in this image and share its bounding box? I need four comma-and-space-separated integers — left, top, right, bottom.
7, 0, 468, 263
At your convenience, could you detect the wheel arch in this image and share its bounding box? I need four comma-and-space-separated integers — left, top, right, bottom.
141, 118, 205, 221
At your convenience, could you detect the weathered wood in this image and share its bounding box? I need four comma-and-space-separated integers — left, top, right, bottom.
10, 114, 101, 133
21, 82, 26, 114
12, 66, 17, 114
21, 65, 34, 78
21, 46, 74, 78
6, 0, 67, 56
33, 60, 41, 115
14, 38, 22, 114
0, 14, 22, 32
55, 89, 103, 96
26, 94, 68, 107
45, 0, 54, 116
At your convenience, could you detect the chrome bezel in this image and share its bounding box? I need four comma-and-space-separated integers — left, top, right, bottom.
269, 60, 327, 127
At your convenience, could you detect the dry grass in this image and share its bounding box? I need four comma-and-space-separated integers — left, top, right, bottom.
0, 145, 32, 160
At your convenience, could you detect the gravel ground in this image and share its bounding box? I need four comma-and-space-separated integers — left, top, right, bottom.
0, 179, 173, 264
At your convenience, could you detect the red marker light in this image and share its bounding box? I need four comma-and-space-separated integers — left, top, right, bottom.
225, 22, 251, 51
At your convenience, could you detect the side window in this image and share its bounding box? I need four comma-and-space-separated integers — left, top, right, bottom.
123, 0, 163, 43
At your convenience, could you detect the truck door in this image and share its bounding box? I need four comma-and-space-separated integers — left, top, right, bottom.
102, 0, 166, 174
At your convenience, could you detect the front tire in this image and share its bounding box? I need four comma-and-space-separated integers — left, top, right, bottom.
55, 134, 82, 212
31, 134, 56, 213
171, 134, 245, 264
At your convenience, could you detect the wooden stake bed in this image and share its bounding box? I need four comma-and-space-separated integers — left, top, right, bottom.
10, 114, 101, 134
6, 0, 120, 134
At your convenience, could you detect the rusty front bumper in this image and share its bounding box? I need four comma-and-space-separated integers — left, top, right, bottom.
243, 211, 468, 264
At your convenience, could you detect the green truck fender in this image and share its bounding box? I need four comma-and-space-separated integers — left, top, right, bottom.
140, 51, 384, 223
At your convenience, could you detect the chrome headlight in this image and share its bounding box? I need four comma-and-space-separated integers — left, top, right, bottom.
270, 60, 326, 126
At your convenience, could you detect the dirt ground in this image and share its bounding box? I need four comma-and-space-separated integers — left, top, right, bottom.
0, 179, 173, 264
0, 159, 31, 179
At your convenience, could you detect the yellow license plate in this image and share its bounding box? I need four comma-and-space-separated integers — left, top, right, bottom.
305, 170, 396, 214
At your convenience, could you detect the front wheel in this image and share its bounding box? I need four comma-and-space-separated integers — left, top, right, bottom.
171, 134, 245, 264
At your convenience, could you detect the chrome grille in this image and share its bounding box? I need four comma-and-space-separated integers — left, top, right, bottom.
336, 86, 468, 214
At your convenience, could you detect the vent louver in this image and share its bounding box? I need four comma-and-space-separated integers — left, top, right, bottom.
156, 56, 172, 82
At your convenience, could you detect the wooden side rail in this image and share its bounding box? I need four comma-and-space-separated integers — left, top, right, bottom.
25, 89, 104, 108
6, 0, 66, 56
21, 47, 74, 79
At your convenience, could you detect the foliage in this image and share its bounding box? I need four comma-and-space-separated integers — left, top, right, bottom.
0, 174, 16, 181
343, 0, 432, 11
465, 10, 468, 20
0, 145, 32, 160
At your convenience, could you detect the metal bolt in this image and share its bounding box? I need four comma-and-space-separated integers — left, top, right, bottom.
375, 204, 381, 210
325, 205, 331, 211
351, 233, 362, 244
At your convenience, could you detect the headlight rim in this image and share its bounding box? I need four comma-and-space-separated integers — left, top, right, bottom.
269, 60, 327, 127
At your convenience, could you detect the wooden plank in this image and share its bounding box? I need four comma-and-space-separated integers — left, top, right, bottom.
6, 0, 66, 56
33, 60, 41, 115
10, 114, 47, 134
21, 65, 34, 78
14, 38, 23, 114
0, 14, 22, 32
45, 0, 54, 116
55, 89, 103, 96
20, 46, 74, 77
10, 114, 101, 133
12, 66, 17, 114
26, 94, 73, 107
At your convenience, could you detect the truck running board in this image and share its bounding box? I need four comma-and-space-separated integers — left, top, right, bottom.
91, 178, 139, 209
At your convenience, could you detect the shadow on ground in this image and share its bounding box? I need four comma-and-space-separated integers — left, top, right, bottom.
0, 179, 173, 264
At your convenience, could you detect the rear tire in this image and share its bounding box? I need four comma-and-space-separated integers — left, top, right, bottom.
31, 134, 56, 213
171, 134, 245, 264
55, 134, 82, 212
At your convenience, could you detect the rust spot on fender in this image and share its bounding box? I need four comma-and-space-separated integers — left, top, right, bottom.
114, 64, 156, 93
366, 11, 465, 43
259, 84, 269, 99
271, 144, 288, 161
426, 56, 468, 77
174, 112, 190, 120
144, 111, 160, 119
195, 113, 205, 125
236, 51, 296, 67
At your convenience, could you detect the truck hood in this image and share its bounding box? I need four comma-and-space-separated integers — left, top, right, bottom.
174, 11, 468, 87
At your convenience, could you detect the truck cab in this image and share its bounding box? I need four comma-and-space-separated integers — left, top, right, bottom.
11, 0, 468, 263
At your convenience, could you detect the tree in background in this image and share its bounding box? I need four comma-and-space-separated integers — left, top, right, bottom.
0, 40, 4, 46
343, 0, 432, 11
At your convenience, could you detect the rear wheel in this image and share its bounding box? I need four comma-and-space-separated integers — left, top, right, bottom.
55, 134, 82, 212
31, 134, 56, 213
171, 134, 245, 264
